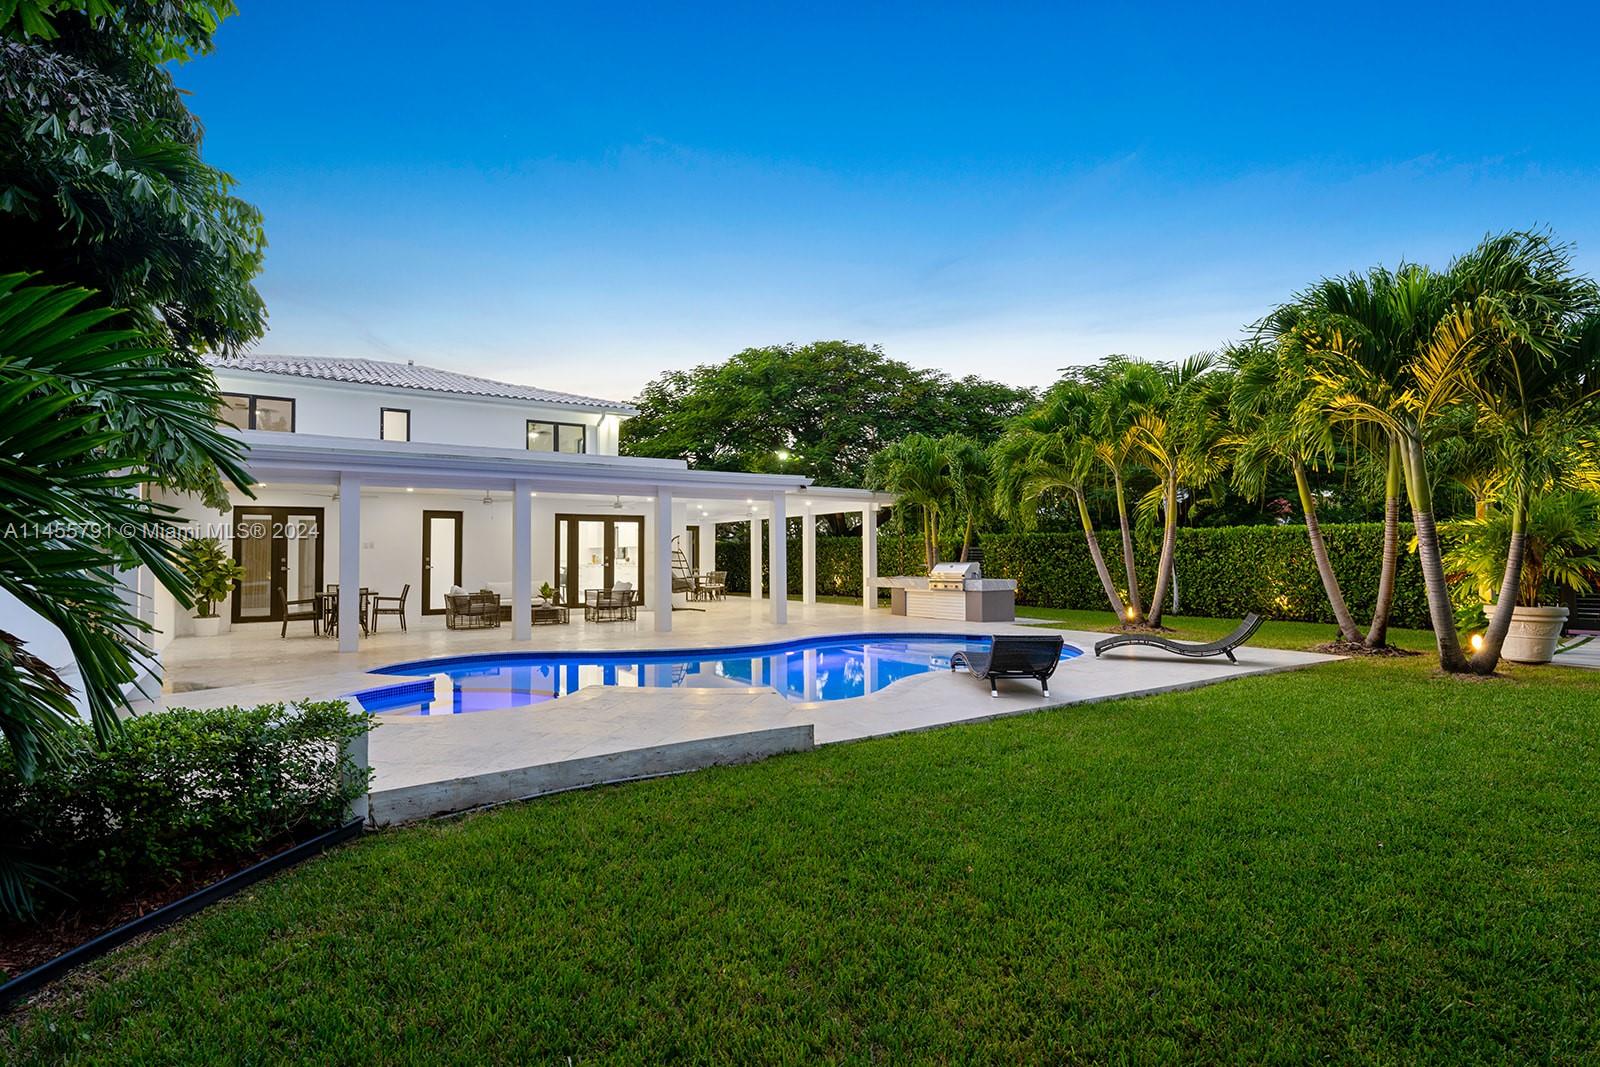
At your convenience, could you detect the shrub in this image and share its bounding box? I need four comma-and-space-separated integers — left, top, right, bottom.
719, 522, 1433, 629
0, 701, 370, 917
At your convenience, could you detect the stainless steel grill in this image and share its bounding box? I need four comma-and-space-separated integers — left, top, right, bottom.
927, 561, 981, 591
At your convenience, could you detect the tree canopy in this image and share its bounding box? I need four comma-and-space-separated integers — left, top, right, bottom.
621, 341, 1033, 489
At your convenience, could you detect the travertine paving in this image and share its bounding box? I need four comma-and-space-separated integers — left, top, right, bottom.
148, 601, 1336, 821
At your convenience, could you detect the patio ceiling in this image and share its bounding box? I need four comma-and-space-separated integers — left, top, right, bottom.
233, 431, 890, 518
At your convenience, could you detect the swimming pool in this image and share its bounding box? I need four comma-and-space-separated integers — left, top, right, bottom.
356, 633, 1083, 715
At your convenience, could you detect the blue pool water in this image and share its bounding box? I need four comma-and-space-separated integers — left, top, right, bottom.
356, 633, 1083, 715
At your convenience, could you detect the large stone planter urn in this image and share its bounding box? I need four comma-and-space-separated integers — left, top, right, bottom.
1490, 604, 1570, 665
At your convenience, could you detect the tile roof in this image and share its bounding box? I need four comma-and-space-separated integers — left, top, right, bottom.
205, 354, 635, 412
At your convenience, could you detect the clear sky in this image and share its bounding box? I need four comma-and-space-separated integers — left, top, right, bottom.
182, 1, 1600, 401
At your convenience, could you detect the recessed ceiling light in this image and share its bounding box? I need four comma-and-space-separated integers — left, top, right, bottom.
406, 487, 415, 492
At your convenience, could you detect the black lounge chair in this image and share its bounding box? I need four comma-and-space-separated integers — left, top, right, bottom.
951, 634, 1065, 697
1093, 613, 1265, 662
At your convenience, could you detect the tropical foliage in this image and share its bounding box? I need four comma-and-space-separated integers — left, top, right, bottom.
623, 341, 1031, 494
177, 536, 245, 618
869, 230, 1600, 675
1446, 492, 1600, 609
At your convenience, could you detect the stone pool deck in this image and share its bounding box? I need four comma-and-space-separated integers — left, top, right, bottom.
145, 601, 1336, 823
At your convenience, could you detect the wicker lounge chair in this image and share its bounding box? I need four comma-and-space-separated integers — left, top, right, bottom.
1093, 613, 1265, 662
951, 634, 1065, 697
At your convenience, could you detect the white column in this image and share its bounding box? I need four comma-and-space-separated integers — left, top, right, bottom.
698, 519, 717, 576
749, 516, 763, 602
769, 493, 788, 624
801, 508, 817, 606
338, 472, 361, 653
861, 504, 878, 611
653, 491, 673, 632
512, 479, 532, 641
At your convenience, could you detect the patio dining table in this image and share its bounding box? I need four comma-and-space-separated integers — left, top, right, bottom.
318, 587, 374, 638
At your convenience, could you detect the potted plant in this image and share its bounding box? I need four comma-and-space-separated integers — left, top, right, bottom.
1446, 491, 1600, 664
178, 536, 245, 637
539, 581, 557, 605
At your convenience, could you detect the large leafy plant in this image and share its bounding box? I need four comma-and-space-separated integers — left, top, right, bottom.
1446, 492, 1600, 609
177, 536, 243, 618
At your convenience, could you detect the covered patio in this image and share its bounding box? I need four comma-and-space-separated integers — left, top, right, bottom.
147, 431, 892, 657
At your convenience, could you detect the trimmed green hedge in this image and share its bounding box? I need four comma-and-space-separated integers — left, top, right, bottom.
720, 522, 1432, 629
1, 701, 370, 917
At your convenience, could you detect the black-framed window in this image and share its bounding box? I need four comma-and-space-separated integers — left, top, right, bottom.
527, 420, 586, 454
220, 393, 295, 432
381, 407, 411, 442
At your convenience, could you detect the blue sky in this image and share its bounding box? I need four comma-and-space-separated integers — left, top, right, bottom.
183, 1, 1600, 400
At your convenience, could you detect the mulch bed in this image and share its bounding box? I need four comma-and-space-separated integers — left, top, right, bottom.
0, 833, 308, 982
1310, 640, 1422, 657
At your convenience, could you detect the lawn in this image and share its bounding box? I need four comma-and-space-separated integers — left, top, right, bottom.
5, 622, 1599, 1063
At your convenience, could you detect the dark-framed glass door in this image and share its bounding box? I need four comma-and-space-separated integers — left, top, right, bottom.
555, 514, 645, 607
231, 506, 324, 623
422, 510, 464, 615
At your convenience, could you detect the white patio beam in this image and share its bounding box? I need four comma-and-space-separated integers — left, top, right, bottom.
512, 478, 532, 641
653, 490, 673, 632
769, 492, 788, 624
338, 472, 361, 652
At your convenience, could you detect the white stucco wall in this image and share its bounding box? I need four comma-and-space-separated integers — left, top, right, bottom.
213, 369, 627, 455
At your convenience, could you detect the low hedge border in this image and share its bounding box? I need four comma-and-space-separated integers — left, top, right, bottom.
1, 701, 371, 919
719, 522, 1432, 629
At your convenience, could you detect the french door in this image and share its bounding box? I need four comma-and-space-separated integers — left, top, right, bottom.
230, 506, 324, 623
422, 510, 464, 615
555, 514, 644, 607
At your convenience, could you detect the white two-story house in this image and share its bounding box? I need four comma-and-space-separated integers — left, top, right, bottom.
140, 354, 889, 656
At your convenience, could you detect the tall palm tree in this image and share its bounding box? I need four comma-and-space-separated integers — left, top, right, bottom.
1433, 233, 1600, 671
1125, 354, 1229, 628
865, 433, 952, 571
1226, 341, 1364, 642
1074, 356, 1160, 622
992, 382, 1128, 617
940, 434, 993, 563
1260, 268, 1438, 650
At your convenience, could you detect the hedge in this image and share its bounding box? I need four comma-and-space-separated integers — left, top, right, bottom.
1, 701, 370, 916
719, 521, 1432, 629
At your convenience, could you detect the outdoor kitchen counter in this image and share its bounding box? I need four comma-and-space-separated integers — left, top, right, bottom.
887, 566, 1017, 623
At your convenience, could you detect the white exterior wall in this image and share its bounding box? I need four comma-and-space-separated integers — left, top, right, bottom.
152, 487, 669, 637
213, 370, 626, 456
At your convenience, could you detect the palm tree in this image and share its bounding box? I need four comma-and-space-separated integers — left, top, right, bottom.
939, 434, 992, 563
1432, 233, 1600, 671
1124, 354, 1229, 628
1069, 356, 1186, 622
992, 382, 1128, 617
1226, 341, 1364, 642
865, 433, 952, 571
1260, 268, 1438, 650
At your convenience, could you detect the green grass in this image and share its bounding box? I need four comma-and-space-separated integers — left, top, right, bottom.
5, 645, 1599, 1063
1016, 606, 1442, 652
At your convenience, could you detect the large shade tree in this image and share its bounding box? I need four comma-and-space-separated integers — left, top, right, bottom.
622, 341, 1033, 494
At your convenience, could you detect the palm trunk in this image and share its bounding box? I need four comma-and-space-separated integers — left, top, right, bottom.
1146, 475, 1179, 628
1469, 490, 1527, 675
1403, 439, 1468, 672
1365, 439, 1401, 649
1294, 460, 1363, 643
1113, 468, 1142, 621
922, 506, 935, 572
959, 513, 974, 563
1076, 491, 1127, 617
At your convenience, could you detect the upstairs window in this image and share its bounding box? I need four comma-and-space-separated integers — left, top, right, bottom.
527, 420, 586, 454
220, 393, 295, 432
381, 408, 411, 442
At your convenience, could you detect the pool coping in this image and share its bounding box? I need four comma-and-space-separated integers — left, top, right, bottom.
352, 631, 1084, 713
